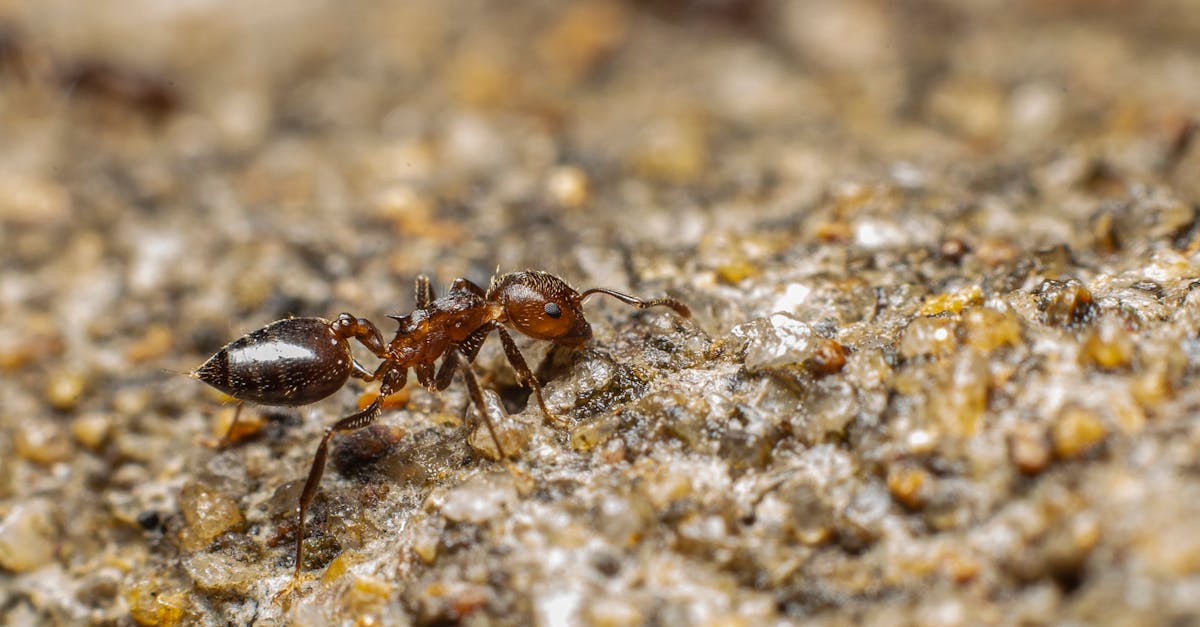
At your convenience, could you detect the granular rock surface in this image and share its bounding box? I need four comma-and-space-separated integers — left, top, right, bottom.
2, 1, 1199, 625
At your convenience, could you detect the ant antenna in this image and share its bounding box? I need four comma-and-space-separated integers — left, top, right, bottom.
580, 287, 691, 318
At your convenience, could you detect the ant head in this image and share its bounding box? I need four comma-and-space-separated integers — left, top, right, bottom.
489, 271, 592, 345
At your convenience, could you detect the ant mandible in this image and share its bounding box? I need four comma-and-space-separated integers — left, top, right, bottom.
192, 270, 690, 583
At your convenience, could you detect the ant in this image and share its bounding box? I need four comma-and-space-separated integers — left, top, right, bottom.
192, 270, 690, 586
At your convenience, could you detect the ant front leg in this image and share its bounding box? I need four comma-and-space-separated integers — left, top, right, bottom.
496, 328, 564, 428
289, 366, 406, 583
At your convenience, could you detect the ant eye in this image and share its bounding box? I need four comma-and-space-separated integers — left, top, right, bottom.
544, 302, 562, 318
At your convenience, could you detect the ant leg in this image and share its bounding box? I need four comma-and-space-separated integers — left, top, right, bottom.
434, 355, 457, 391
415, 363, 435, 390
204, 398, 246, 446
579, 287, 692, 318
332, 313, 388, 358
458, 322, 496, 364
496, 328, 565, 428
449, 349, 508, 459
291, 367, 406, 580
415, 275, 435, 308
450, 277, 486, 297
350, 358, 376, 381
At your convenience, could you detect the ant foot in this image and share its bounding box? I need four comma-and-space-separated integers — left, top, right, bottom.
272, 572, 316, 606
544, 412, 572, 429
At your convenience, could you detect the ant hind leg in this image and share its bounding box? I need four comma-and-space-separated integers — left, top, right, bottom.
288, 368, 406, 585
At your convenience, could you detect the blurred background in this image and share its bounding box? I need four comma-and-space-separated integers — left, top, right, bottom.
1, 0, 1199, 624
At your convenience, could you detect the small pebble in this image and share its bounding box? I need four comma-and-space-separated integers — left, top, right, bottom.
807, 338, 848, 375
741, 312, 816, 372
437, 475, 517, 524
466, 390, 530, 460
1036, 279, 1096, 327
183, 552, 258, 593
919, 285, 983, 316
14, 420, 74, 464
0, 499, 57, 572
888, 465, 929, 509
626, 113, 709, 183
125, 324, 174, 364
332, 423, 405, 477
71, 413, 112, 451
336, 574, 395, 618
1008, 424, 1051, 474
545, 165, 591, 209
584, 596, 644, 627
177, 482, 244, 552
571, 412, 621, 452
412, 523, 441, 564
210, 405, 266, 444
535, 0, 628, 84
900, 316, 958, 359
1052, 407, 1107, 460
45, 370, 88, 411
0, 174, 70, 224
1082, 315, 1134, 370
125, 580, 187, 627
962, 307, 1023, 353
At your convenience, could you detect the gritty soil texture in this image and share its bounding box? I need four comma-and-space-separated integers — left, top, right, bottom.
2, 1, 1200, 625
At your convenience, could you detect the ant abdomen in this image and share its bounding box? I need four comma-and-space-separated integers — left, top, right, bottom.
194, 317, 355, 406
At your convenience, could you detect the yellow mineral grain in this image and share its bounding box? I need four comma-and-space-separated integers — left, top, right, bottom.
962, 307, 1022, 353
70, 413, 112, 451
45, 370, 88, 411
211, 406, 265, 443
177, 482, 245, 552
127, 581, 187, 627
14, 420, 74, 465
535, 0, 629, 85
1052, 407, 1107, 460
357, 383, 411, 411
1008, 424, 1051, 475
545, 165, 591, 210
919, 285, 983, 316
1083, 316, 1134, 370
888, 466, 929, 509
321, 549, 359, 585
1132, 367, 1171, 407
126, 324, 174, 364
627, 114, 709, 183
943, 548, 981, 583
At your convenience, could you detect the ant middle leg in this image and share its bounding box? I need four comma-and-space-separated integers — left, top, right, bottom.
443, 349, 509, 460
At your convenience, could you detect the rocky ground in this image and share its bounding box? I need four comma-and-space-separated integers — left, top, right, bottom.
2, 0, 1199, 625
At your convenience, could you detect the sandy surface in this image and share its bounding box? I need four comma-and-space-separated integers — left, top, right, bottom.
2, 1, 1200, 624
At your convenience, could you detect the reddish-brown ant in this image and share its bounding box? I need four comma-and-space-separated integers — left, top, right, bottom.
193, 270, 689, 585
